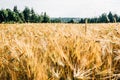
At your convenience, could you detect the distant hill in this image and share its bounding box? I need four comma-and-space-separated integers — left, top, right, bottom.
51, 18, 81, 23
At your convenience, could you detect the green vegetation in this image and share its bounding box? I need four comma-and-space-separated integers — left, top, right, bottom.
52, 12, 120, 23
0, 6, 50, 23
0, 6, 120, 23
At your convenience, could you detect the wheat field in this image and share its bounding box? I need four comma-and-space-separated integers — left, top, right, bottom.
0, 23, 120, 80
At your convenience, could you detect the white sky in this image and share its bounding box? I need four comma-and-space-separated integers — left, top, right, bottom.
0, 0, 120, 17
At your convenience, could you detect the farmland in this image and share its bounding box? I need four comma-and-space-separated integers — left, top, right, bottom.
0, 23, 120, 80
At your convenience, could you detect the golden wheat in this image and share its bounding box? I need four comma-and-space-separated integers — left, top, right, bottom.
0, 23, 120, 80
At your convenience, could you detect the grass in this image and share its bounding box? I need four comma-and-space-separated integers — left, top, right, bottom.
0, 23, 120, 80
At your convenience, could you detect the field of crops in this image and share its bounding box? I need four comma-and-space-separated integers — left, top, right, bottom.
0, 23, 120, 80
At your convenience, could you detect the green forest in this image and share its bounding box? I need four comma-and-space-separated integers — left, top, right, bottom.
0, 6, 120, 23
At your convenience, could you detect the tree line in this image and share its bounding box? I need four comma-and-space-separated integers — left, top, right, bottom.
0, 6, 50, 23
0, 6, 120, 23
78, 12, 120, 23
64, 12, 120, 23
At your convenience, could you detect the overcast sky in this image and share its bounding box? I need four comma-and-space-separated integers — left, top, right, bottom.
0, 0, 120, 17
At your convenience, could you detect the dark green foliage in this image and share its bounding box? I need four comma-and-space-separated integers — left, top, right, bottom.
0, 9, 8, 23
108, 12, 114, 23
113, 14, 119, 22
0, 6, 50, 23
42, 12, 50, 23
79, 18, 85, 23
30, 8, 36, 22
118, 17, 120, 22
13, 6, 19, 13
78, 12, 120, 23
23, 7, 31, 22
51, 18, 62, 23
18, 13, 25, 23
98, 13, 108, 23
6, 9, 16, 22
68, 19, 75, 23
0, 6, 120, 24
